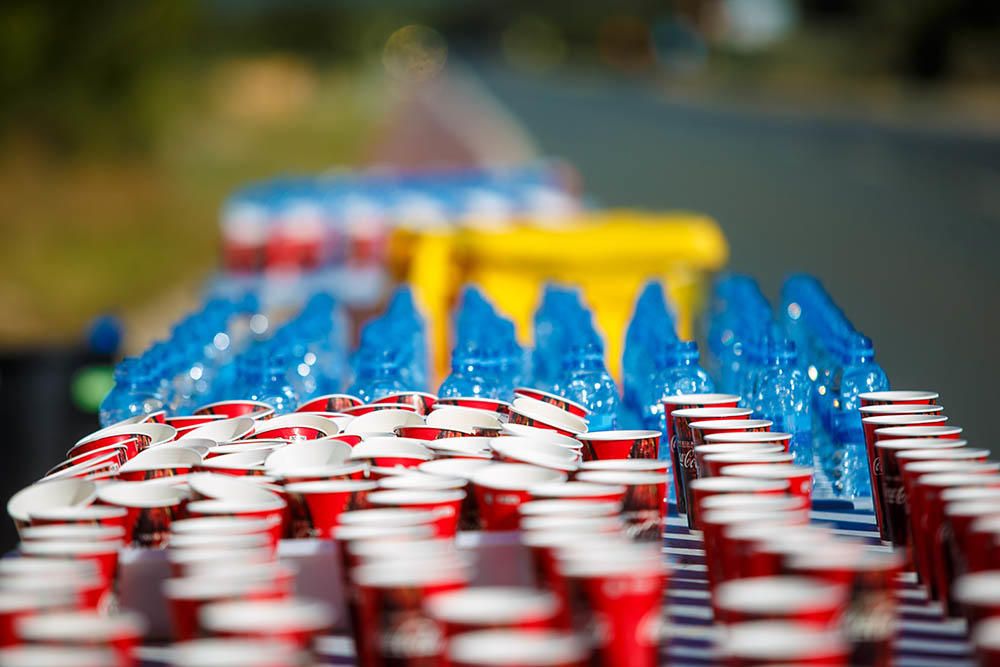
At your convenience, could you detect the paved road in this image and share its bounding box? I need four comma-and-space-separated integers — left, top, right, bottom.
475, 64, 1000, 448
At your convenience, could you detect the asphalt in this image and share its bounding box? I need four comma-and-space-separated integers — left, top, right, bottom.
474, 63, 1000, 449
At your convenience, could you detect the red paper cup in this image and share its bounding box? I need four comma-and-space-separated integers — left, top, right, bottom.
185, 499, 286, 545
874, 424, 962, 441
518, 500, 620, 522
18, 540, 122, 587
724, 524, 834, 580
669, 406, 752, 515
471, 465, 567, 531
194, 400, 274, 419
527, 482, 625, 504
662, 393, 741, 446
703, 430, 792, 451
522, 530, 627, 604
719, 464, 814, 503
349, 437, 435, 469
687, 476, 789, 530
342, 404, 420, 418
296, 394, 363, 413
974, 616, 1000, 666
95, 482, 188, 547
372, 391, 438, 415
353, 561, 469, 666
199, 598, 333, 648
394, 426, 466, 440
701, 508, 810, 590
513, 388, 590, 418
447, 630, 589, 667
702, 451, 795, 478
284, 480, 376, 539
859, 390, 939, 407
435, 397, 511, 417
27, 505, 127, 532
251, 414, 338, 441
954, 571, 1000, 629
902, 457, 992, 577
967, 516, 1000, 575
164, 573, 286, 641
366, 489, 466, 537
578, 459, 669, 474
16, 610, 145, 666
942, 500, 1000, 615
721, 620, 850, 666
19, 524, 124, 544
426, 587, 559, 638
508, 404, 587, 438
6, 479, 97, 535
556, 546, 665, 667
865, 414, 949, 536
573, 471, 666, 542
490, 439, 580, 473
0, 558, 105, 611
786, 547, 902, 667
574, 430, 660, 461
419, 459, 493, 479
713, 576, 846, 627
695, 443, 785, 478
179, 418, 255, 444
916, 471, 1000, 599
165, 414, 227, 431
0, 592, 77, 647
691, 419, 772, 446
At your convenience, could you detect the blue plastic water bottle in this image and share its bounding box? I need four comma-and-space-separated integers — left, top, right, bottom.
752, 336, 813, 466
554, 332, 619, 431
642, 340, 714, 441
830, 332, 889, 497
99, 357, 165, 426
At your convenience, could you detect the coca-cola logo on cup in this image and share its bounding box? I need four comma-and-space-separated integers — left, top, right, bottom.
873, 457, 882, 476
380, 615, 442, 658
885, 485, 907, 505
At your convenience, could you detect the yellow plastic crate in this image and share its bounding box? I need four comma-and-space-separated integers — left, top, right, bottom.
392, 210, 728, 386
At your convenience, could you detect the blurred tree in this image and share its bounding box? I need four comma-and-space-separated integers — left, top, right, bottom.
0, 0, 196, 153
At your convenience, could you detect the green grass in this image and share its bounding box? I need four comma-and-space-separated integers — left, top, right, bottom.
0, 58, 383, 348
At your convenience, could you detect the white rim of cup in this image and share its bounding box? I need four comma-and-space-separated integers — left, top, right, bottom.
510, 398, 588, 434
694, 443, 785, 457
252, 413, 339, 438
16, 610, 146, 642
527, 482, 624, 499
699, 494, 806, 513
426, 406, 503, 432
573, 470, 665, 487
418, 459, 493, 479
520, 514, 623, 535
169, 639, 300, 667
574, 430, 659, 442
199, 599, 333, 633
703, 432, 792, 444
378, 474, 467, 491
446, 629, 589, 666
517, 499, 620, 518
715, 576, 845, 614
875, 425, 963, 439
96, 481, 188, 508
337, 508, 440, 528
7, 479, 97, 524
859, 390, 939, 403
662, 393, 741, 406
169, 516, 277, 537
178, 418, 254, 443
578, 459, 669, 473
19, 524, 124, 542
283, 480, 377, 495
862, 414, 947, 427
187, 473, 282, 504
366, 489, 466, 508
689, 476, 790, 494
0, 646, 117, 667
19, 539, 122, 557
974, 617, 1000, 653
348, 437, 435, 462
470, 464, 567, 491
264, 440, 351, 472
954, 571, 1000, 606
721, 621, 846, 660
425, 587, 557, 624
489, 439, 580, 472
704, 452, 795, 466
689, 419, 773, 433
342, 409, 424, 436
167, 532, 270, 551
718, 463, 813, 481
26, 504, 126, 524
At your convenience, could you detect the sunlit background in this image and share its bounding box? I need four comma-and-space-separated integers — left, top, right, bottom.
0, 0, 998, 518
